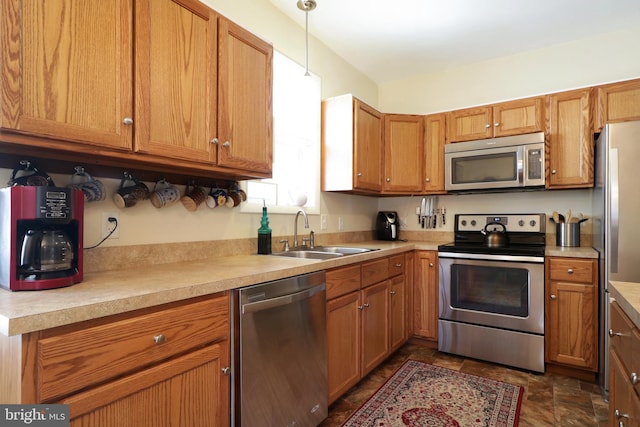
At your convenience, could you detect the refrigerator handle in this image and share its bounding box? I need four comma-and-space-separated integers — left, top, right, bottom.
610, 148, 619, 273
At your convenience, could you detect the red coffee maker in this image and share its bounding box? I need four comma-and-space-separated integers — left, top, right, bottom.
0, 186, 84, 291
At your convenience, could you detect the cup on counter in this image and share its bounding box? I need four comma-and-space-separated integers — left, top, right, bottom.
181, 183, 206, 211
206, 185, 228, 208
67, 166, 106, 202
113, 173, 149, 209
150, 179, 181, 208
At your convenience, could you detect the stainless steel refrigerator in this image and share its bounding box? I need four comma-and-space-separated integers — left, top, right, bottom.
593, 120, 640, 398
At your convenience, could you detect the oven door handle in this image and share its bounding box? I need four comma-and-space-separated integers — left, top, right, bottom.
437, 252, 544, 263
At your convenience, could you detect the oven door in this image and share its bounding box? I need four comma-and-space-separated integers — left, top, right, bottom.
439, 255, 544, 334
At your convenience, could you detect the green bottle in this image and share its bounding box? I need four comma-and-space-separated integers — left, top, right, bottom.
257, 201, 272, 254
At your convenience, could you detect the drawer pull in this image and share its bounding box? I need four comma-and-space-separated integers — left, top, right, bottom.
567, 268, 574, 274
357, 305, 364, 310
609, 329, 622, 338
222, 367, 231, 375
631, 373, 639, 385
363, 303, 370, 308
550, 294, 557, 300
429, 263, 434, 268
615, 409, 630, 420
395, 263, 402, 268
390, 290, 396, 295
153, 334, 166, 345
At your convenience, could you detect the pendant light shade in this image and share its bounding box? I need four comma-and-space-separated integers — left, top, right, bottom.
297, 0, 316, 76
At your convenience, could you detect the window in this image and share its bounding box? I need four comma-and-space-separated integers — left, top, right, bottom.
241, 51, 321, 214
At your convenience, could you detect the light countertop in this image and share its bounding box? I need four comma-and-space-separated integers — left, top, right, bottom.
610, 281, 640, 329
0, 241, 596, 337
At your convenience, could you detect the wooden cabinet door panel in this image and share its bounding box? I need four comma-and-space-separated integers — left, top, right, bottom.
134, 0, 216, 164
353, 100, 384, 191
327, 292, 361, 404
389, 275, 406, 352
596, 78, 640, 130
217, 17, 273, 173
424, 113, 446, 193
384, 114, 423, 193
361, 281, 389, 376
493, 97, 544, 137
446, 107, 492, 142
414, 251, 438, 340
64, 342, 229, 427
0, 0, 133, 150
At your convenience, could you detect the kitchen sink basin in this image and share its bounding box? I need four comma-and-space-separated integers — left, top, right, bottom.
271, 246, 378, 259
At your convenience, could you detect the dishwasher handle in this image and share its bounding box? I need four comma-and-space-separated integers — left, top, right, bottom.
242, 285, 325, 314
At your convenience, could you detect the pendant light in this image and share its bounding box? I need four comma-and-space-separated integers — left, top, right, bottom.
297, 0, 316, 76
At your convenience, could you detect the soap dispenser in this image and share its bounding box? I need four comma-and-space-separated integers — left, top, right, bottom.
257, 201, 272, 254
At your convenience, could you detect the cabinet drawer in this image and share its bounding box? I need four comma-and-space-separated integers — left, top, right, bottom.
548, 258, 594, 283
326, 265, 361, 300
362, 258, 388, 287
388, 255, 405, 278
35, 294, 229, 402
610, 301, 634, 373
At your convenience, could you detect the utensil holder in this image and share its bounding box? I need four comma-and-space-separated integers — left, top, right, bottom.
556, 223, 580, 247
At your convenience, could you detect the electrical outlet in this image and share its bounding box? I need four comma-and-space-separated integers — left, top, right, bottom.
320, 214, 328, 230
102, 212, 119, 239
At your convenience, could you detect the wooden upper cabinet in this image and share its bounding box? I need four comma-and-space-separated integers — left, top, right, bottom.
321, 95, 383, 194
423, 113, 446, 193
216, 17, 273, 174
595, 78, 640, 131
134, 0, 216, 164
547, 89, 594, 189
383, 114, 424, 193
0, 0, 133, 150
446, 97, 544, 143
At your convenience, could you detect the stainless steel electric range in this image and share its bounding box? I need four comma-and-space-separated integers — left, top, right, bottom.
437, 213, 546, 373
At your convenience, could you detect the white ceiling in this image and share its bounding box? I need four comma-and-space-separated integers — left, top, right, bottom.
270, 0, 640, 84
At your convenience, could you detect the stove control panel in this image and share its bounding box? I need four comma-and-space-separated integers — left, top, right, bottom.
457, 214, 545, 233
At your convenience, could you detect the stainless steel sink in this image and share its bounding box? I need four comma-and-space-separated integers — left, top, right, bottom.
271, 246, 378, 259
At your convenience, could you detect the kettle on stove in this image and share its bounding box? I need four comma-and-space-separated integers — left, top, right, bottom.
19, 228, 75, 273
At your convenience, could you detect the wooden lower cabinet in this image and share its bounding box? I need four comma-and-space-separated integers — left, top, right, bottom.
2, 293, 231, 427
545, 257, 598, 372
413, 251, 438, 341
326, 255, 409, 404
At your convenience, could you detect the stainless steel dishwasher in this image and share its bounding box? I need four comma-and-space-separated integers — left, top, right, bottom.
231, 271, 327, 427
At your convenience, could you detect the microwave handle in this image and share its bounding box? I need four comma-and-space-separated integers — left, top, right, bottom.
517, 147, 525, 186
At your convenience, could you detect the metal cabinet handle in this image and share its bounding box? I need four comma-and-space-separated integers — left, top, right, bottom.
357, 305, 364, 310
551, 169, 557, 174
485, 123, 491, 128
550, 294, 557, 300
631, 373, 639, 385
363, 303, 370, 308
609, 328, 622, 337
386, 178, 391, 182
425, 178, 430, 182
567, 268, 574, 274
494, 122, 500, 127
211, 138, 219, 145
395, 263, 402, 267
222, 140, 231, 147
615, 409, 630, 420
123, 117, 133, 125
357, 172, 363, 177
222, 367, 230, 375
390, 290, 396, 295
429, 263, 434, 268
153, 334, 166, 344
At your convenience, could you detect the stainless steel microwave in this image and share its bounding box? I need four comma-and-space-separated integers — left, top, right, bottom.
444, 132, 545, 192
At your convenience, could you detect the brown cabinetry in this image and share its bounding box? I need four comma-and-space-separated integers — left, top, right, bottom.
413, 251, 438, 341
3, 293, 230, 426
423, 113, 446, 193
596, 78, 640, 131
0, 0, 272, 179
325, 254, 410, 404
383, 114, 424, 193
546, 89, 594, 189
545, 257, 598, 371
446, 97, 544, 143
321, 95, 384, 194
609, 300, 640, 427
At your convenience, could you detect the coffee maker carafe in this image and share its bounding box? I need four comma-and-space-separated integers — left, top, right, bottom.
1, 186, 84, 291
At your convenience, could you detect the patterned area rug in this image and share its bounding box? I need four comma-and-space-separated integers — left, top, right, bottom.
342, 359, 523, 427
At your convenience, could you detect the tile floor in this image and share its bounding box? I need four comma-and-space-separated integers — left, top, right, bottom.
321, 342, 609, 427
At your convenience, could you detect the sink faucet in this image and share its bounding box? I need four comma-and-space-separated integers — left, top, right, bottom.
293, 208, 309, 247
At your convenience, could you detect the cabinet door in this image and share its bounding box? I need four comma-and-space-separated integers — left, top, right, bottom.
389, 274, 406, 352
423, 113, 446, 193
493, 97, 544, 137
353, 100, 384, 191
446, 106, 492, 142
414, 251, 438, 340
596, 78, 640, 131
545, 280, 597, 370
383, 114, 424, 193
547, 89, 594, 188
326, 292, 361, 404
0, 0, 133, 150
134, 0, 216, 164
609, 350, 634, 427
217, 17, 273, 174
64, 342, 230, 427
361, 281, 389, 376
